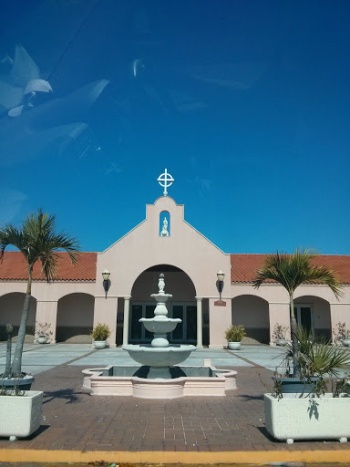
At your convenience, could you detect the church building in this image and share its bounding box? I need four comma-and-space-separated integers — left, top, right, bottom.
1, 170, 350, 347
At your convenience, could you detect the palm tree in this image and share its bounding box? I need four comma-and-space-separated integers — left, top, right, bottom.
0, 209, 80, 377
253, 249, 342, 377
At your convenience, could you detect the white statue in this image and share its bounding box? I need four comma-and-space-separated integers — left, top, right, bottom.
160, 217, 169, 236
158, 273, 165, 293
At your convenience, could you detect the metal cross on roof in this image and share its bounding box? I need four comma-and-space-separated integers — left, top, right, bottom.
157, 168, 174, 196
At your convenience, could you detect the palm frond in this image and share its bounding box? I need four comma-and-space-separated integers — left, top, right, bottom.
253, 248, 342, 298
0, 209, 80, 280
0, 225, 24, 260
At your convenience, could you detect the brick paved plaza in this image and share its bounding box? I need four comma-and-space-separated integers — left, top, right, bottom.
0, 345, 350, 464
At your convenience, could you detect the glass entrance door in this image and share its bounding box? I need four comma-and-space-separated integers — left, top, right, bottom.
130, 302, 197, 343
130, 303, 155, 342
170, 304, 197, 344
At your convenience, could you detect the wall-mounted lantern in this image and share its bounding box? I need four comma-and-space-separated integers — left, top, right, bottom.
215, 270, 226, 306
102, 270, 111, 299
216, 270, 225, 301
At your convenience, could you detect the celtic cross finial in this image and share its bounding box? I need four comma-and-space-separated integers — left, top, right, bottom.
157, 168, 174, 196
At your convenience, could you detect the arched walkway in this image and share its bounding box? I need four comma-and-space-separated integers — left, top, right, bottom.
0, 292, 36, 342
232, 295, 269, 344
56, 293, 94, 343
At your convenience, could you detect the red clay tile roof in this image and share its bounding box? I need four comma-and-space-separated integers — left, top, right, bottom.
1, 251, 349, 284
231, 254, 350, 285
0, 252, 97, 281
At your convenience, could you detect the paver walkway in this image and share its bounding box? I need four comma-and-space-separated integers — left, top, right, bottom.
0, 344, 350, 465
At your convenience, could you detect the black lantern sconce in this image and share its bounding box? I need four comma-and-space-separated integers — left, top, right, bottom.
102, 270, 111, 299
216, 270, 225, 301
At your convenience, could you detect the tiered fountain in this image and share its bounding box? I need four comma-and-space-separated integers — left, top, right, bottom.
123, 273, 195, 377
83, 273, 237, 398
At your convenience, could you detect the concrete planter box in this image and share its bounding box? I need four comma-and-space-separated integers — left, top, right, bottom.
264, 393, 350, 444
0, 391, 43, 440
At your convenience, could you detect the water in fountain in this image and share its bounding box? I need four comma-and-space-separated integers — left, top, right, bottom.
123, 273, 196, 377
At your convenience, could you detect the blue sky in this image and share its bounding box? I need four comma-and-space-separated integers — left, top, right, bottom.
0, 0, 349, 254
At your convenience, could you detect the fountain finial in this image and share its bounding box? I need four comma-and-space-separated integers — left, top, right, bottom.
158, 273, 165, 293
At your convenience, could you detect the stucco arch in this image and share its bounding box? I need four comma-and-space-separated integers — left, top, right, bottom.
232, 294, 269, 344
131, 264, 196, 300
0, 292, 36, 342
56, 292, 94, 343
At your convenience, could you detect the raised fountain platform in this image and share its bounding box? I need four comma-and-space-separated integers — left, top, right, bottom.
83, 273, 238, 398
83, 365, 237, 398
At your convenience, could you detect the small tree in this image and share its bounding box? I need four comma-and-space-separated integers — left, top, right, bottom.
0, 209, 80, 377
253, 249, 342, 377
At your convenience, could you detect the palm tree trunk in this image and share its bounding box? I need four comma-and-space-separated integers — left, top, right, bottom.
11, 269, 32, 377
4, 325, 13, 377
289, 292, 299, 377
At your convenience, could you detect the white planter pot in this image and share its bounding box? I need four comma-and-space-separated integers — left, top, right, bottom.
276, 338, 287, 346
342, 338, 350, 347
37, 336, 48, 344
94, 340, 107, 349
0, 391, 43, 440
264, 392, 350, 444
228, 341, 241, 350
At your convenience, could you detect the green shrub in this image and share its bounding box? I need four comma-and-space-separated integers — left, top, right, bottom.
91, 323, 111, 341
225, 325, 246, 342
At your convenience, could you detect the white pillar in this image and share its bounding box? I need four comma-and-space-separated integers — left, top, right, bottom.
196, 297, 203, 348
123, 296, 131, 346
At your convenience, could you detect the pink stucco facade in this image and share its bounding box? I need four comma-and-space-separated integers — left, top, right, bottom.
0, 196, 350, 347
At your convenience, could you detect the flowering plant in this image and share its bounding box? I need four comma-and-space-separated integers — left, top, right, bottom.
333, 322, 350, 345
35, 322, 53, 340
272, 323, 288, 342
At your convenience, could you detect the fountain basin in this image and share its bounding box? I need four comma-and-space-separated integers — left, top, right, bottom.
123, 344, 196, 366
83, 365, 237, 398
140, 316, 181, 334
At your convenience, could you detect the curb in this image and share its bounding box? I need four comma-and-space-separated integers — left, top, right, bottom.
1, 449, 350, 465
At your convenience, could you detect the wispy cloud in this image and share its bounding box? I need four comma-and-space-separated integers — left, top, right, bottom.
105, 162, 122, 175
0, 188, 27, 224
187, 176, 212, 198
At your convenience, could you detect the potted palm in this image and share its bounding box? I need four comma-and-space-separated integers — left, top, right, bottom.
273, 326, 350, 393
0, 209, 79, 389
254, 250, 350, 443
264, 327, 350, 443
225, 324, 246, 350
253, 249, 342, 382
91, 323, 111, 349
